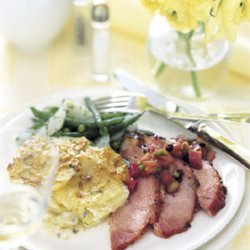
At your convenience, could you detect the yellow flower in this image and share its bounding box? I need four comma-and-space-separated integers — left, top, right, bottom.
233, 0, 250, 23
158, 0, 213, 32
140, 0, 161, 12
158, 0, 198, 31
206, 0, 250, 41
140, 0, 250, 40
191, 0, 214, 21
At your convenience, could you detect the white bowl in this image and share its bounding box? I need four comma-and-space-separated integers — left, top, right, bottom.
0, 0, 72, 51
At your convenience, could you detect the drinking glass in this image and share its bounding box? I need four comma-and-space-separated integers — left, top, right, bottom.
0, 181, 46, 249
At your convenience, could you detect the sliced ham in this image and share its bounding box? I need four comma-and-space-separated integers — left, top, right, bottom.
118, 131, 226, 246
154, 160, 197, 238
120, 132, 173, 171
109, 176, 160, 250
192, 160, 226, 216
120, 132, 168, 162
120, 132, 145, 163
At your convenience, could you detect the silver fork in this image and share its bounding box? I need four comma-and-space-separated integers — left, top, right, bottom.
94, 92, 250, 123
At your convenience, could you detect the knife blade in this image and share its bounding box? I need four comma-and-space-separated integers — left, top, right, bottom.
114, 68, 250, 171
114, 69, 209, 115
114, 69, 178, 112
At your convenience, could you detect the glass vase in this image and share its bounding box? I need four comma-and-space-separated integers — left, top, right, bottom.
147, 15, 230, 100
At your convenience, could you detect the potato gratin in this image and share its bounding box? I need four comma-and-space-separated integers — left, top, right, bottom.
7, 136, 129, 239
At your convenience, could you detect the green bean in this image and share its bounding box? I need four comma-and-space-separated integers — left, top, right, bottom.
46, 106, 59, 114
30, 106, 58, 121
64, 116, 125, 129
30, 107, 49, 120
54, 129, 99, 139
85, 97, 110, 136
109, 113, 143, 132
54, 131, 84, 137
31, 122, 45, 130
120, 113, 143, 127
64, 117, 95, 128
84, 97, 102, 124
102, 116, 125, 126
101, 112, 125, 120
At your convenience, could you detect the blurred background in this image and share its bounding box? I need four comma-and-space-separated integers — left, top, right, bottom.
0, 0, 249, 116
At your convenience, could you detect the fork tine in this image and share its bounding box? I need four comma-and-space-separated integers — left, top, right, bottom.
97, 107, 141, 113
97, 107, 138, 113
94, 95, 131, 104
95, 102, 129, 109
95, 99, 130, 107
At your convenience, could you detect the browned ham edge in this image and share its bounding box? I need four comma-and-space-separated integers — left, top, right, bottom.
153, 160, 197, 238
192, 160, 226, 216
120, 132, 145, 164
109, 176, 160, 250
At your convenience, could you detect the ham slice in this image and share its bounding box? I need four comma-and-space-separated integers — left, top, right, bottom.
120, 132, 145, 163
120, 132, 168, 163
154, 160, 197, 238
192, 161, 226, 216
109, 176, 160, 250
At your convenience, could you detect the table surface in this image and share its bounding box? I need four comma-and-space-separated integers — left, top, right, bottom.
0, 10, 250, 250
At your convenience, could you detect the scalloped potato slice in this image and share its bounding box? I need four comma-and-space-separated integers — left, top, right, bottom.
53, 174, 128, 230
7, 136, 59, 185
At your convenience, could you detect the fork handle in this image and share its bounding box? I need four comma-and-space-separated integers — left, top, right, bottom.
168, 111, 250, 123
189, 122, 250, 171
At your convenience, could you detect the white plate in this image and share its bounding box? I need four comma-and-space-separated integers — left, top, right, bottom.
0, 87, 246, 250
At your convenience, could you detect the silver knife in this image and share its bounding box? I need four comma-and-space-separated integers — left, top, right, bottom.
114, 70, 250, 123
114, 68, 250, 171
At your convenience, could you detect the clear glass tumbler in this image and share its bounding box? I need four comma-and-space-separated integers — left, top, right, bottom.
0, 182, 46, 248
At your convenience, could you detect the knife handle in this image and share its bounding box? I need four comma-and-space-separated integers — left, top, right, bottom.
189, 122, 250, 171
